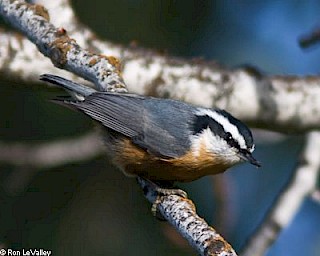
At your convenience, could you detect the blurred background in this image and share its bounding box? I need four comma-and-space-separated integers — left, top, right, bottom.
1, 0, 320, 255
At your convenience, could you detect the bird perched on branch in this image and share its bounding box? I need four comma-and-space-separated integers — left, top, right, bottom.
41, 74, 260, 183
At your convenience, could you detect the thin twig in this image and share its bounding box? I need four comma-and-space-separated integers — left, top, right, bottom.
241, 131, 320, 256
299, 26, 320, 49
0, 132, 103, 168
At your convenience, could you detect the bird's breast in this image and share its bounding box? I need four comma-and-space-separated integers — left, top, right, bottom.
111, 137, 230, 182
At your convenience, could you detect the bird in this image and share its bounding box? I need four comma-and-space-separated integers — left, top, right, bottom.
40, 74, 260, 183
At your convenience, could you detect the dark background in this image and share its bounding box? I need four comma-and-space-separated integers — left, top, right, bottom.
1, 1, 320, 255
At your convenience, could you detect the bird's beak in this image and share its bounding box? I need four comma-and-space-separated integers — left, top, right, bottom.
240, 150, 261, 167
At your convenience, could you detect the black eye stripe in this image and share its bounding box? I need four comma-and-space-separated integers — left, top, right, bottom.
225, 132, 241, 149
192, 115, 241, 150
192, 116, 207, 134
193, 115, 223, 135
214, 109, 254, 148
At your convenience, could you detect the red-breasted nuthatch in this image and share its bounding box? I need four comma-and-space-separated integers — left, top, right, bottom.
40, 74, 260, 182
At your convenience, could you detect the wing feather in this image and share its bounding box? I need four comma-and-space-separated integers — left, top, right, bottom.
62, 92, 194, 158
71, 93, 143, 138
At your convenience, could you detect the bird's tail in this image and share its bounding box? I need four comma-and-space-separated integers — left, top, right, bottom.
40, 74, 96, 98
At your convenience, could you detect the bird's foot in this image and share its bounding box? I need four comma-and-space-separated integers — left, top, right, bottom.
137, 178, 188, 220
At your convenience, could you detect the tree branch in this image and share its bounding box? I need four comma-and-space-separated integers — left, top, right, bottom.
138, 178, 237, 256
1, 1, 320, 132
0, 131, 104, 196
311, 189, 320, 204
0, 1, 238, 255
0, 132, 103, 168
0, 0, 126, 92
241, 131, 320, 256
299, 26, 320, 49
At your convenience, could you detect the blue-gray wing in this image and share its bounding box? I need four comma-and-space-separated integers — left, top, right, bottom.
67, 92, 195, 158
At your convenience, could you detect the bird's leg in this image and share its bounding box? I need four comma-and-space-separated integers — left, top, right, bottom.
152, 180, 188, 198
137, 177, 188, 220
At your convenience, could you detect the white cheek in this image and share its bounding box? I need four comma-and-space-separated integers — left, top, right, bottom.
206, 134, 241, 164
190, 128, 241, 165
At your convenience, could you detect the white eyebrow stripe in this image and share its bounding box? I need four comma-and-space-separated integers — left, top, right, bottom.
196, 108, 247, 149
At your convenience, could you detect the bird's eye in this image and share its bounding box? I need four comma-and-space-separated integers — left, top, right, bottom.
225, 132, 241, 150
226, 132, 232, 142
